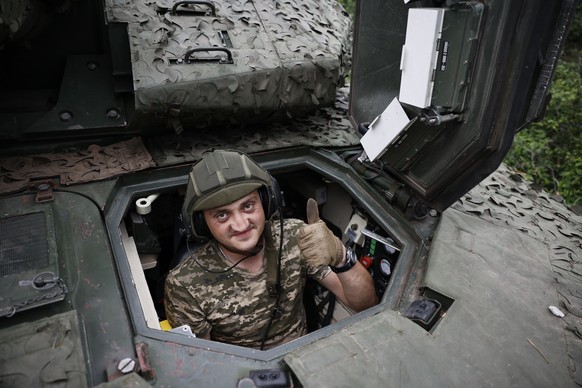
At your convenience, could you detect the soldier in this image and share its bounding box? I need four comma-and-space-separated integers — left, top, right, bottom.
164, 150, 377, 350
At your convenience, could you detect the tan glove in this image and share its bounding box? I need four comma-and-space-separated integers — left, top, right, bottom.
298, 198, 345, 267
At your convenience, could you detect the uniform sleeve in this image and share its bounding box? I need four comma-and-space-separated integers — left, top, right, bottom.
307, 264, 332, 281
164, 270, 211, 337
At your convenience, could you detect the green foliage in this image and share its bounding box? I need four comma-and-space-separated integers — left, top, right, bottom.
505, 3, 582, 207
505, 50, 582, 205
336, 0, 355, 15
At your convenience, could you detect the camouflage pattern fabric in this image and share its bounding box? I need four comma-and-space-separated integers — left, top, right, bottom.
165, 218, 329, 349
0, 137, 155, 194
104, 0, 351, 129
146, 86, 357, 167
0, 310, 87, 387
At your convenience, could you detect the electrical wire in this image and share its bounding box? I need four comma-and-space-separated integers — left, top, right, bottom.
260, 210, 284, 350
188, 239, 264, 274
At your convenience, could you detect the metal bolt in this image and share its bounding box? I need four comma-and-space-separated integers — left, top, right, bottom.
106, 109, 120, 119
236, 378, 256, 388
87, 62, 98, 71
117, 357, 136, 374
59, 111, 73, 121
429, 209, 438, 217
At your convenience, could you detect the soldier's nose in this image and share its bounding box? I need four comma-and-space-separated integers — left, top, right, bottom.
230, 211, 249, 230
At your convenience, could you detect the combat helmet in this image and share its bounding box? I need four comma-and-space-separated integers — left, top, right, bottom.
182, 150, 279, 239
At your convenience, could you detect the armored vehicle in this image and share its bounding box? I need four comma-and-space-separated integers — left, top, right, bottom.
1, 0, 581, 387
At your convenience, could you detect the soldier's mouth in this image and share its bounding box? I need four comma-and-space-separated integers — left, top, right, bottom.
231, 226, 256, 239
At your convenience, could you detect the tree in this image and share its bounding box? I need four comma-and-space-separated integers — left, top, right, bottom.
337, 0, 355, 15
505, 3, 582, 207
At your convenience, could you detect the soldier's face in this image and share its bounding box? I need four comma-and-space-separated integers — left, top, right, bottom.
203, 190, 266, 255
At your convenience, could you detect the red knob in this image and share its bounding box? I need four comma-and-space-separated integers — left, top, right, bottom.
359, 255, 373, 269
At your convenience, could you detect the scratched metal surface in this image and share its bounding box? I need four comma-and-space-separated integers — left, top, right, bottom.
286, 163, 582, 387
451, 163, 582, 385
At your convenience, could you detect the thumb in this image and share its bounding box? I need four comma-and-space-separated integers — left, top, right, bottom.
306, 198, 320, 224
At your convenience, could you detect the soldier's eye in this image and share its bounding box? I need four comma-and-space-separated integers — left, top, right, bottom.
215, 212, 228, 221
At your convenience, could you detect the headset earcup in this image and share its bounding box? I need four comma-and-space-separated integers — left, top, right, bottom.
179, 207, 192, 239
270, 176, 282, 215
192, 211, 211, 240
181, 206, 211, 241
260, 176, 282, 219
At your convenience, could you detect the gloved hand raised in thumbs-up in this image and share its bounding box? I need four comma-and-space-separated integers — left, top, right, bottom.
298, 198, 345, 267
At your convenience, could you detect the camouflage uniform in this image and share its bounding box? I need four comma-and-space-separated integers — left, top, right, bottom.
165, 218, 330, 349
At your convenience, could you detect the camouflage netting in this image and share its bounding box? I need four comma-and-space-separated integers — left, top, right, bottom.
452, 163, 582, 384
104, 0, 352, 128
0, 310, 87, 387
146, 86, 357, 165
0, 137, 155, 194
0, 87, 356, 194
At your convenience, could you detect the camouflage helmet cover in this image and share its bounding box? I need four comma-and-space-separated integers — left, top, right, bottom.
184, 150, 272, 215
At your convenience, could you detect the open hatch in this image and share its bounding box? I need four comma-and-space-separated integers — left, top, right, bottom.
106, 147, 436, 359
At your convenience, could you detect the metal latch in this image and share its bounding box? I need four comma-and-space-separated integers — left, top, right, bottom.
28, 179, 56, 203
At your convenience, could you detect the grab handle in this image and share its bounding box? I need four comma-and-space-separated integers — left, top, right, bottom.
183, 47, 233, 64
171, 1, 216, 16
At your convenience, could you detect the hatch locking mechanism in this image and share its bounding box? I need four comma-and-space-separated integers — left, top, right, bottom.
28, 179, 56, 203
238, 368, 293, 388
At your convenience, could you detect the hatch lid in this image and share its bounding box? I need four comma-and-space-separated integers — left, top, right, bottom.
349, 0, 576, 211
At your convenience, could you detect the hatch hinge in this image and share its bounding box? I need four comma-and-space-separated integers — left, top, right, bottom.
168, 106, 184, 135
419, 110, 462, 126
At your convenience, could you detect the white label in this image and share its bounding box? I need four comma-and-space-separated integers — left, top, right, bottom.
399, 8, 445, 108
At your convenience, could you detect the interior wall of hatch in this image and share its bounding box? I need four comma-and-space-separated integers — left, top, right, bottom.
0, 0, 101, 92
0, 2, 108, 119
0, 0, 128, 141
123, 169, 400, 331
